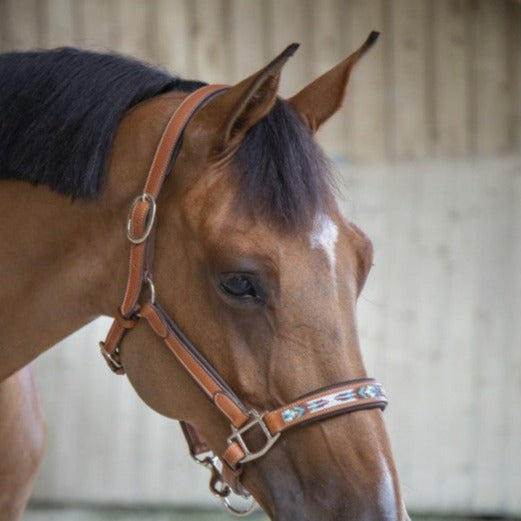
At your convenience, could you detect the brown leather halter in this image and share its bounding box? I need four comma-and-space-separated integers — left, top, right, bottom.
100, 84, 388, 512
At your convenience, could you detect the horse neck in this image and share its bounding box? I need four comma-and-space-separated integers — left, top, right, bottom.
0, 92, 185, 381
0, 181, 116, 378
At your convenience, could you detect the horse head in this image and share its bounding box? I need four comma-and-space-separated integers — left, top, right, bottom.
109, 33, 410, 521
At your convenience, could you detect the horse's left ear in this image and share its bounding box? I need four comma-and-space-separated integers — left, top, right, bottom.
288, 31, 379, 133
199, 43, 299, 155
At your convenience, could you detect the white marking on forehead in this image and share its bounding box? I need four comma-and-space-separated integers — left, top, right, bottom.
309, 213, 339, 274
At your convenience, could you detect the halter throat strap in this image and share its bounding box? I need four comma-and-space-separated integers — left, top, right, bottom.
100, 85, 388, 475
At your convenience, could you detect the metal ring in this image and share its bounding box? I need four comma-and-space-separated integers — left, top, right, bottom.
144, 275, 156, 305
227, 410, 280, 464
222, 494, 257, 517
126, 193, 157, 244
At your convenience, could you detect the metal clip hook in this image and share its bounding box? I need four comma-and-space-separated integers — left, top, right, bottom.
194, 454, 230, 498
192, 452, 256, 516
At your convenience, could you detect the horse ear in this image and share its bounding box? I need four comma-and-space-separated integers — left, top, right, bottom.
201, 43, 299, 154
288, 31, 379, 133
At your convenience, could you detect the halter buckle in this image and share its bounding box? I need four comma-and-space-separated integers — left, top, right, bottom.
126, 193, 157, 244
227, 410, 281, 464
99, 342, 123, 371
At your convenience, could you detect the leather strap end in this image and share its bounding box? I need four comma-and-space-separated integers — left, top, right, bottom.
223, 441, 246, 470
179, 421, 210, 456
115, 311, 139, 330
222, 460, 249, 497
140, 303, 168, 338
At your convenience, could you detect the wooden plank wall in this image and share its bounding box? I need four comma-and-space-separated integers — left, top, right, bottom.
1, 0, 520, 516
0, 0, 519, 161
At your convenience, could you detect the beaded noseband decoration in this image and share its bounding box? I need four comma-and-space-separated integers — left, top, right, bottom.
99, 85, 388, 516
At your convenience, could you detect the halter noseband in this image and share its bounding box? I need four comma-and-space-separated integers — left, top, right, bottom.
100, 85, 387, 510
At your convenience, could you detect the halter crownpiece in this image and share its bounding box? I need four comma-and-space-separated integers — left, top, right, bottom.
100, 84, 388, 513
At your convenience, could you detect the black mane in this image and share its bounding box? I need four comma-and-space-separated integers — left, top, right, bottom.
0, 47, 333, 229
235, 99, 334, 229
0, 47, 204, 197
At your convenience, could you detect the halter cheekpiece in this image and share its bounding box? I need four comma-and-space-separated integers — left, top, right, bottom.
100, 85, 388, 515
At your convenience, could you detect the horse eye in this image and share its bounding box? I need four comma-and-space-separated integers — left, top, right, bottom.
219, 274, 259, 300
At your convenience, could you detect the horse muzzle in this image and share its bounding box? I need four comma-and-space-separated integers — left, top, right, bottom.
243, 410, 410, 521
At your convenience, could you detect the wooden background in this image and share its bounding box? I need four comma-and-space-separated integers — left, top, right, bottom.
1, 0, 520, 516
1, 0, 519, 161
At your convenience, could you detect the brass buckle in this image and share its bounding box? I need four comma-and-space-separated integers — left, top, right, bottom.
126, 193, 157, 244
227, 410, 281, 464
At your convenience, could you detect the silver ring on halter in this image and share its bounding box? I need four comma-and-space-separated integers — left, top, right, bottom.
126, 192, 157, 244
144, 275, 156, 305
222, 493, 257, 517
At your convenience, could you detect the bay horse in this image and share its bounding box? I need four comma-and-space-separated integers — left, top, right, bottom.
0, 32, 410, 521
